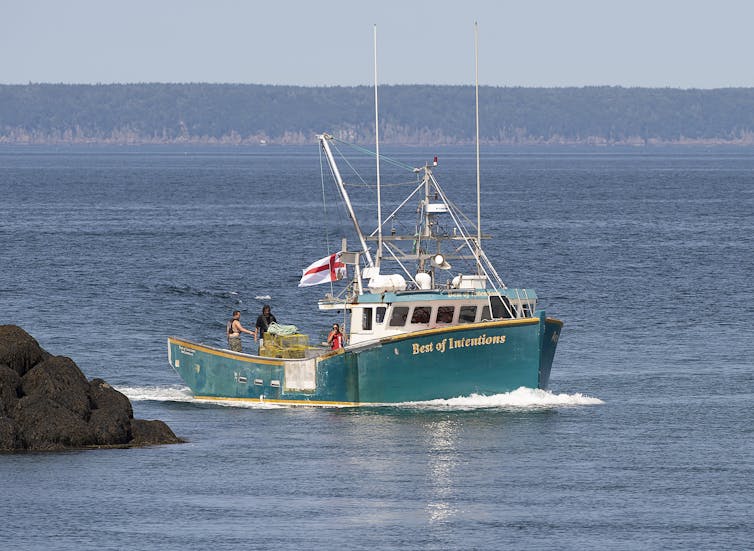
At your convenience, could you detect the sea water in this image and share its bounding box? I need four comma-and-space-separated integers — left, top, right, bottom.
0, 145, 752, 550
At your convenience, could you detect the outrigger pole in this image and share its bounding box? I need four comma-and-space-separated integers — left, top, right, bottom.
318, 134, 375, 268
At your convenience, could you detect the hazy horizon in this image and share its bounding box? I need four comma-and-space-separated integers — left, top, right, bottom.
6, 83, 754, 91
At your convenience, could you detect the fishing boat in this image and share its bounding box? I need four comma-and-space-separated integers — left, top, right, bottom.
167, 132, 562, 406
167, 28, 562, 406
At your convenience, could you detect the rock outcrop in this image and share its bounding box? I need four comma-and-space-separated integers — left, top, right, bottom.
0, 325, 183, 451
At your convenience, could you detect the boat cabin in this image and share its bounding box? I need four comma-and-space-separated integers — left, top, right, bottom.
323, 287, 537, 346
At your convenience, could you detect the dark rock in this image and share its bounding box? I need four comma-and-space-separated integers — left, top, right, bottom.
0, 325, 50, 377
15, 394, 96, 451
0, 417, 21, 450
0, 325, 183, 452
130, 419, 182, 446
0, 365, 21, 416
89, 378, 134, 418
21, 356, 91, 419
88, 378, 133, 445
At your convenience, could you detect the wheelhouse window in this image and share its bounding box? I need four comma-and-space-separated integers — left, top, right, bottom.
436, 306, 454, 324
389, 306, 409, 327
410, 306, 432, 324
490, 295, 514, 319
376, 306, 386, 324
481, 305, 491, 321
362, 307, 373, 330
458, 305, 477, 324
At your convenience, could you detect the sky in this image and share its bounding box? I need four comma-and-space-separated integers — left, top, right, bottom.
2, 0, 753, 88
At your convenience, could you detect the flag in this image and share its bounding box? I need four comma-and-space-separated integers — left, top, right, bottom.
299, 252, 346, 287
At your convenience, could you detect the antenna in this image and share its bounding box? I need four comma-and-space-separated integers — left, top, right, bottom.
474, 21, 482, 274
374, 24, 383, 268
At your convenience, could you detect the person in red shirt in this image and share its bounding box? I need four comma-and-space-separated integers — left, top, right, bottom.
327, 323, 345, 350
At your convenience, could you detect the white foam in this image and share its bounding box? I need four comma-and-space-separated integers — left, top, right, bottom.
116, 385, 284, 409
254, 295, 272, 300
116, 385, 196, 402
394, 387, 604, 410
116, 385, 602, 411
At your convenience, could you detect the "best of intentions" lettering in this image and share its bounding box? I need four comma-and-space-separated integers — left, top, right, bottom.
412, 334, 507, 355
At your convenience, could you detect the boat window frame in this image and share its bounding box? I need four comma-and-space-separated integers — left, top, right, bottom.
388, 306, 410, 327
410, 306, 432, 325
435, 305, 455, 324
490, 295, 515, 319
362, 307, 373, 331
481, 305, 491, 321
375, 306, 386, 325
458, 305, 477, 324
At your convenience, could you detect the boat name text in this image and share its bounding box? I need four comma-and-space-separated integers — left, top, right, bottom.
412, 334, 506, 355
179, 346, 195, 356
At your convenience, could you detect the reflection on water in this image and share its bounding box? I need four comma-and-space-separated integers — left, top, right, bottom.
424, 418, 461, 524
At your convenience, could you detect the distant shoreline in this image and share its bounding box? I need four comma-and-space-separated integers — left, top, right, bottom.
2, 138, 753, 148
4, 83, 754, 147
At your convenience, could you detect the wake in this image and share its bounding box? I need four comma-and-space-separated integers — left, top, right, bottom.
116, 385, 285, 409
118, 385, 603, 410
395, 387, 604, 410
117, 385, 196, 403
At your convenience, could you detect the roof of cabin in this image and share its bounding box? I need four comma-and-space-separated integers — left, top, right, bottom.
355, 288, 538, 304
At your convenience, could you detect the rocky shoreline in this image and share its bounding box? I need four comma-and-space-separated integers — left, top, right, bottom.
0, 325, 183, 452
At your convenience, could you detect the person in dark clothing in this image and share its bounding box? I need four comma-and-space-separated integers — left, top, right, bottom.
227, 310, 254, 353
254, 305, 277, 350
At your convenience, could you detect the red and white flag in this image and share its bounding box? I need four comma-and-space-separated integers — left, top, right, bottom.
299, 252, 346, 287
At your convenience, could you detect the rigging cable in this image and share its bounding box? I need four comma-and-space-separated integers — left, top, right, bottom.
331, 137, 416, 172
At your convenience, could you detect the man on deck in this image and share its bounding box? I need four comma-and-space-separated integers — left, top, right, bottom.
227, 310, 254, 353
254, 305, 277, 352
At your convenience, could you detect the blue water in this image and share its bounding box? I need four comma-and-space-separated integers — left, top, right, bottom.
1, 145, 752, 550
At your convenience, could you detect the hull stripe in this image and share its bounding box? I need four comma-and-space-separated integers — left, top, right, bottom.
168, 337, 285, 365
194, 395, 362, 407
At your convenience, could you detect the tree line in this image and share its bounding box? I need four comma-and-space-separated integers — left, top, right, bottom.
2, 83, 754, 145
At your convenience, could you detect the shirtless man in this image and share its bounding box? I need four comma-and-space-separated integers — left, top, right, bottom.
227, 310, 254, 352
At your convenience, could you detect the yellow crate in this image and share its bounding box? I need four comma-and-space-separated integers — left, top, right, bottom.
281, 334, 308, 348
262, 333, 309, 357
281, 345, 306, 359
262, 332, 283, 348
259, 344, 283, 358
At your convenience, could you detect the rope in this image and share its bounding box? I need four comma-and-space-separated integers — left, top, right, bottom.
331, 137, 416, 172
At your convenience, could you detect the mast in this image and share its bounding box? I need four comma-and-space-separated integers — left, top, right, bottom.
474, 22, 482, 274
374, 24, 384, 269
319, 134, 375, 268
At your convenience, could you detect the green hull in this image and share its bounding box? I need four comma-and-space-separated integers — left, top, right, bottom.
168, 312, 562, 406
